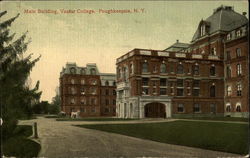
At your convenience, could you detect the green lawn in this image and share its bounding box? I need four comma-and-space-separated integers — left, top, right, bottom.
181, 117, 249, 122
56, 117, 138, 121
2, 125, 41, 158
77, 121, 249, 155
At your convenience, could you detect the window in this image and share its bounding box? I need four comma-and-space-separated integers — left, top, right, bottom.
90, 68, 96, 75
70, 98, 75, 104
237, 83, 242, 96
80, 87, 85, 95
113, 90, 116, 95
80, 98, 85, 105
193, 80, 200, 96
177, 88, 184, 96
81, 79, 85, 85
193, 89, 200, 96
177, 64, 184, 74
226, 66, 231, 78
193, 103, 200, 113
236, 64, 242, 76
153, 65, 158, 73
193, 80, 200, 87
91, 80, 97, 85
160, 88, 167, 95
226, 51, 231, 60
142, 78, 149, 86
177, 104, 184, 112
211, 47, 216, 55
90, 87, 96, 94
113, 99, 116, 105
170, 64, 174, 73
80, 108, 85, 112
160, 78, 167, 86
80, 69, 85, 75
70, 87, 76, 94
200, 24, 206, 36
117, 68, 121, 79
210, 85, 216, 97
70, 79, 75, 84
236, 30, 241, 37
123, 67, 128, 80
142, 62, 148, 73
105, 89, 109, 95
210, 104, 216, 113
226, 104, 231, 112
227, 34, 231, 40
105, 99, 109, 105
227, 86, 232, 96
152, 88, 157, 95
91, 108, 96, 113
105, 81, 109, 86
70, 67, 76, 74
113, 81, 116, 86
160, 63, 167, 73
177, 79, 184, 87
210, 65, 216, 76
193, 65, 199, 75
142, 87, 149, 95
91, 98, 96, 105
236, 104, 241, 112
236, 48, 241, 58
129, 63, 133, 74
104, 108, 109, 113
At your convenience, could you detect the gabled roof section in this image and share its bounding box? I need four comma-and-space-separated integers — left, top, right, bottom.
192, 5, 248, 42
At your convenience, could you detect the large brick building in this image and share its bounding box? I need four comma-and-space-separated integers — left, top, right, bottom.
60, 63, 116, 117
116, 5, 249, 118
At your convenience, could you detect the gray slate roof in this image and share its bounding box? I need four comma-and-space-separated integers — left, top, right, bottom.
192, 6, 248, 42
164, 40, 190, 52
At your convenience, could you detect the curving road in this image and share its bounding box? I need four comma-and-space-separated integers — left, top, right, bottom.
19, 117, 242, 158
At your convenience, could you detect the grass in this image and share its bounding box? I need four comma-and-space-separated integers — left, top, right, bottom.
44, 115, 61, 118
77, 121, 249, 155
56, 117, 138, 121
181, 117, 249, 122
2, 125, 41, 158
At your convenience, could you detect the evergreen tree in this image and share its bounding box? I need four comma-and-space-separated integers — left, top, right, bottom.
0, 11, 41, 140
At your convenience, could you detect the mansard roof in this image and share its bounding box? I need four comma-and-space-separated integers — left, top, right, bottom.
191, 5, 248, 42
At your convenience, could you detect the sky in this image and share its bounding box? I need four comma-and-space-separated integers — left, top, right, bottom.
1, 1, 248, 102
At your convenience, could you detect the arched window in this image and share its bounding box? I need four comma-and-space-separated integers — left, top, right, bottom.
70, 79, 75, 84
90, 68, 96, 75
70, 98, 75, 104
177, 64, 184, 74
71, 87, 76, 94
129, 63, 134, 74
210, 65, 216, 76
142, 62, 148, 73
226, 103, 231, 112
160, 63, 167, 73
113, 81, 116, 86
210, 85, 216, 97
236, 103, 241, 112
105, 81, 109, 86
80, 79, 85, 85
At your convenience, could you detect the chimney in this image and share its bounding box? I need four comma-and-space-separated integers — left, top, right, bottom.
176, 39, 179, 43
242, 12, 247, 16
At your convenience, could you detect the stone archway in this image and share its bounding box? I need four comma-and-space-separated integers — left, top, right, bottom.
144, 102, 165, 118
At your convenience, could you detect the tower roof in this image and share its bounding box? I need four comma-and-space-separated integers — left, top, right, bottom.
191, 5, 248, 42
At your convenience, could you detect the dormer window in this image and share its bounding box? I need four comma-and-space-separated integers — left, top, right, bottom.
70, 67, 76, 74
236, 30, 241, 37
227, 34, 231, 40
200, 24, 206, 36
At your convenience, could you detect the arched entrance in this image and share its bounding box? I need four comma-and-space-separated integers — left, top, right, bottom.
144, 102, 165, 118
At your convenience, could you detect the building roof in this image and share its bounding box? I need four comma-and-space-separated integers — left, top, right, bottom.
192, 5, 248, 42
164, 40, 190, 52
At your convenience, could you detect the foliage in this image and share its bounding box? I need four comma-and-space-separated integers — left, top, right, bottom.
32, 101, 49, 114
0, 11, 41, 141
2, 125, 41, 158
78, 121, 249, 155
49, 94, 60, 114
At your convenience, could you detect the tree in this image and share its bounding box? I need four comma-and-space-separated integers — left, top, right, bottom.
0, 11, 41, 140
49, 94, 60, 114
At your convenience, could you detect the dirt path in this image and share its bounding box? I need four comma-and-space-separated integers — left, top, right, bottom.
19, 117, 243, 158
